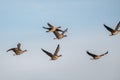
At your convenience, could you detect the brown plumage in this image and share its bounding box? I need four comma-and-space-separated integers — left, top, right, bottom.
104, 21, 120, 36
41, 44, 62, 60
53, 28, 68, 39
7, 43, 27, 56
43, 23, 63, 32
86, 51, 108, 60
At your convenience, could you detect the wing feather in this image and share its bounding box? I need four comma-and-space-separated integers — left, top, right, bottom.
86, 51, 97, 57
17, 43, 21, 50
41, 48, 53, 57
62, 28, 68, 35
115, 21, 120, 30
6, 48, 15, 52
47, 23, 54, 28
54, 44, 60, 55
100, 51, 108, 56
104, 24, 114, 32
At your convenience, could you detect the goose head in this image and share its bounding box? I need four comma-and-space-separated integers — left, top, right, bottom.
23, 50, 27, 52
63, 35, 67, 37
58, 55, 62, 57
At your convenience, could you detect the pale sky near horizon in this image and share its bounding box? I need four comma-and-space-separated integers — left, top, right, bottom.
0, 0, 120, 80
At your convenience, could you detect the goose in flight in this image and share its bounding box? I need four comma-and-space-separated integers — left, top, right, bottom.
104, 21, 120, 36
7, 43, 27, 56
53, 28, 68, 39
41, 44, 62, 60
86, 51, 108, 60
43, 23, 63, 32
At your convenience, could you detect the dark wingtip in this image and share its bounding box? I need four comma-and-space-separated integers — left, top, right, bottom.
103, 24, 106, 27
86, 51, 89, 53
43, 26, 45, 28
57, 44, 60, 47
86, 51, 92, 55
66, 28, 68, 31
18, 43, 21, 44
58, 44, 60, 45
47, 22, 50, 25
106, 51, 108, 54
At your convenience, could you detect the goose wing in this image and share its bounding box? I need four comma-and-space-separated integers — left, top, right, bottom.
54, 44, 60, 55
62, 28, 68, 35
86, 51, 97, 57
47, 23, 54, 28
56, 28, 63, 32
41, 48, 53, 57
104, 24, 114, 32
43, 26, 50, 29
100, 51, 108, 56
17, 43, 21, 50
6, 48, 15, 52
115, 21, 120, 30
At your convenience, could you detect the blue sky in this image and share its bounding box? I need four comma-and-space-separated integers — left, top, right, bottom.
0, 0, 120, 80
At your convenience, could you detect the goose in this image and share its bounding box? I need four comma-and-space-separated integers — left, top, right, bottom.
41, 44, 62, 60
53, 28, 68, 39
104, 21, 120, 36
86, 51, 108, 60
6, 43, 27, 56
43, 23, 63, 32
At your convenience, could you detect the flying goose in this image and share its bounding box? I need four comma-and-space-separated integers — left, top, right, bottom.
7, 43, 27, 56
41, 44, 62, 60
43, 23, 63, 32
86, 51, 108, 60
53, 28, 68, 39
104, 21, 120, 36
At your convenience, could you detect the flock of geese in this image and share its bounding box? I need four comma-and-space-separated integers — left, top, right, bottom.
6, 21, 120, 60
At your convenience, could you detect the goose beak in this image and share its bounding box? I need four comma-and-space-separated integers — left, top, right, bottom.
90, 58, 94, 60
109, 34, 113, 36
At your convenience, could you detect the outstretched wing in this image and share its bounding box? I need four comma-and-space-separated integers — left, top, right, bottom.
54, 44, 60, 55
41, 48, 53, 57
6, 48, 15, 52
86, 51, 97, 57
56, 28, 63, 32
43, 26, 50, 29
100, 51, 108, 56
47, 23, 54, 28
62, 28, 68, 35
115, 21, 120, 30
17, 43, 21, 50
104, 24, 114, 33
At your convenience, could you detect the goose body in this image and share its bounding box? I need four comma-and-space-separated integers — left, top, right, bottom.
86, 51, 108, 60
53, 28, 68, 39
7, 43, 27, 56
104, 21, 120, 36
43, 23, 63, 32
41, 44, 62, 60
